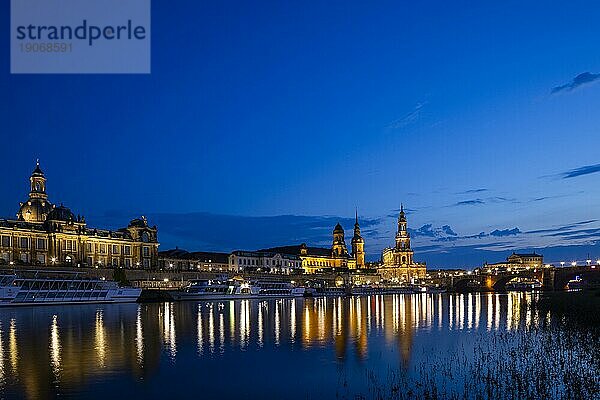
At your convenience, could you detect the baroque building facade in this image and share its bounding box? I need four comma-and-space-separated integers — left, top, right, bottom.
0, 162, 159, 268
379, 205, 426, 281
482, 252, 544, 272
262, 215, 366, 274
229, 250, 303, 274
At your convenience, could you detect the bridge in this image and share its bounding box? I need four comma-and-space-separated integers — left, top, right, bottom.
448, 266, 600, 291
450, 268, 548, 291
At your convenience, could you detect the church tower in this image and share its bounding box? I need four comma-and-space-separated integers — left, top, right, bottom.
394, 204, 413, 264
395, 204, 410, 249
379, 202, 426, 281
332, 223, 349, 257
351, 210, 365, 268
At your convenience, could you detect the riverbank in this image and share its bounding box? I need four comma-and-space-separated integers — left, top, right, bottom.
532, 289, 600, 326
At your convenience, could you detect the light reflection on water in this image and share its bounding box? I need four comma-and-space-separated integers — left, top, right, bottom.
0, 293, 548, 399
49, 315, 60, 381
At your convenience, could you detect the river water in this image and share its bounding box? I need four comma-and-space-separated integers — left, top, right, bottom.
0, 293, 594, 399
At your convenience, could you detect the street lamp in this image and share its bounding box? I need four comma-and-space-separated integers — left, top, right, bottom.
571, 261, 577, 267
51, 257, 56, 265
560, 261, 565, 267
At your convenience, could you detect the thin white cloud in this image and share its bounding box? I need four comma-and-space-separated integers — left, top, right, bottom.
387, 102, 427, 130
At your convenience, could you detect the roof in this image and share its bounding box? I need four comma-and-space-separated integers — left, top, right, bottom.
31, 161, 44, 176
188, 251, 229, 264
511, 253, 541, 258
159, 248, 190, 258
47, 205, 75, 222
259, 245, 332, 258
230, 250, 301, 260
159, 249, 229, 263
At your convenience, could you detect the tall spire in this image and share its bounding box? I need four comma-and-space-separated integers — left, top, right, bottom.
395, 202, 410, 250
353, 208, 361, 235
398, 203, 406, 222
352, 208, 365, 267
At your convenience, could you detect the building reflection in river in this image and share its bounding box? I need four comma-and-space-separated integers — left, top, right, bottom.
0, 293, 543, 399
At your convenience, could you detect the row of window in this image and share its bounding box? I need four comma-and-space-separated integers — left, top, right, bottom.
1, 237, 75, 251
0, 236, 43, 249
86, 243, 133, 255
86, 256, 140, 268
0, 236, 152, 258
234, 257, 301, 268
305, 259, 335, 267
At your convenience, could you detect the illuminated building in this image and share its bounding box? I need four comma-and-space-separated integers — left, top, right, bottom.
260, 216, 366, 273
0, 161, 159, 268
483, 252, 544, 272
379, 204, 426, 281
228, 251, 303, 274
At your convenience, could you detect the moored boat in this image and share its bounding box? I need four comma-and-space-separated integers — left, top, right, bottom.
0, 271, 141, 306
169, 279, 305, 301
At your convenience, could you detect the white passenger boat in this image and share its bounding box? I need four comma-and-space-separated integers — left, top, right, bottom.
0, 272, 141, 306
169, 279, 305, 301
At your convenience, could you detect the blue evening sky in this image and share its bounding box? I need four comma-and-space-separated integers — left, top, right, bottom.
2, 1, 600, 267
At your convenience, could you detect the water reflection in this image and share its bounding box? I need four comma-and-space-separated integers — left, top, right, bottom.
49, 315, 61, 381
136, 306, 144, 366
0, 322, 4, 385
94, 310, 106, 368
0, 293, 547, 399
9, 319, 18, 373
161, 303, 176, 360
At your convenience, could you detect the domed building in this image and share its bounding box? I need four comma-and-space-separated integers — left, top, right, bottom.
0, 162, 160, 268
258, 214, 366, 274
